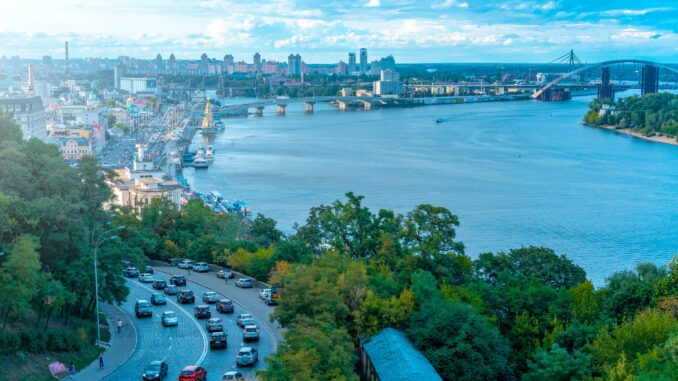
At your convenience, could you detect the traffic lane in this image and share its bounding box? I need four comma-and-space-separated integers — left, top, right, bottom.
102, 279, 206, 381
152, 272, 275, 379
155, 266, 284, 344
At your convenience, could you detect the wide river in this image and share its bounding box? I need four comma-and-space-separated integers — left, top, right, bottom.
185, 92, 678, 284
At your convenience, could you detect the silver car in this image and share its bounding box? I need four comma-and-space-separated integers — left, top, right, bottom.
161, 311, 178, 326
242, 324, 259, 342
235, 278, 253, 288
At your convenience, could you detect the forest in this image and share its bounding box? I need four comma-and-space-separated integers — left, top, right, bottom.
0, 114, 676, 380
584, 92, 678, 139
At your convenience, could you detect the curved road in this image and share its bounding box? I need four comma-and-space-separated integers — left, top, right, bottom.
103, 271, 275, 380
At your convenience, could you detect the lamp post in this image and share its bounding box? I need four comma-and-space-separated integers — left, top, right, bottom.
93, 226, 125, 347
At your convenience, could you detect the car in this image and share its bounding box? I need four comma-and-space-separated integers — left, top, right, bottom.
135, 300, 153, 318
161, 311, 178, 326
193, 262, 210, 272
242, 324, 260, 342
235, 278, 253, 288
236, 313, 253, 327
259, 289, 271, 300
142, 360, 168, 380
178, 289, 195, 304
206, 317, 223, 332
216, 298, 234, 313
194, 304, 211, 319
235, 347, 258, 367
179, 365, 207, 381
144, 265, 154, 274
139, 273, 154, 283
222, 371, 244, 381
177, 260, 194, 269
123, 266, 139, 278
170, 274, 187, 286
216, 269, 227, 278
153, 279, 167, 290
164, 284, 178, 295
209, 331, 227, 349
151, 292, 167, 305
202, 291, 219, 304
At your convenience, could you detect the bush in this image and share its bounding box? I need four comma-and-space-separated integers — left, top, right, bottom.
0, 331, 21, 354
20, 331, 47, 353
47, 329, 83, 352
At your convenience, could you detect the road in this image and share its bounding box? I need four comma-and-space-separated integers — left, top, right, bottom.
102, 271, 275, 380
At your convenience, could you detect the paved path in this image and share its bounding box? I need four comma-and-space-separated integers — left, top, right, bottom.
70, 303, 136, 381
155, 266, 285, 345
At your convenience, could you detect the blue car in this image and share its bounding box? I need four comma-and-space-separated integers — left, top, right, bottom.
151, 292, 167, 305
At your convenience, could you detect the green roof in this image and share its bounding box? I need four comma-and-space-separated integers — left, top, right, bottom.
362, 328, 442, 381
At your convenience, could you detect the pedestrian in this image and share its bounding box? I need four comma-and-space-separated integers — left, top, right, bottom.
187, 266, 191, 276
68, 363, 76, 375
99, 353, 104, 370
117, 318, 122, 334
224, 275, 228, 285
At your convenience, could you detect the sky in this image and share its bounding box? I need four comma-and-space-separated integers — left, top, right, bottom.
1, 0, 677, 63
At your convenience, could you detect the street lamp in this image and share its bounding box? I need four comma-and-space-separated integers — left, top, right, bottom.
93, 226, 125, 347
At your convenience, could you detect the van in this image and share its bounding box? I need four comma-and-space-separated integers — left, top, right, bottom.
135, 299, 153, 318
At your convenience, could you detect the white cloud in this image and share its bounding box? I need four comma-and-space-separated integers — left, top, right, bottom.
432, 0, 470, 10
542, 1, 557, 11
365, 0, 380, 8
601, 7, 673, 17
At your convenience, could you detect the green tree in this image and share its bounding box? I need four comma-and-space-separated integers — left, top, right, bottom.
0, 235, 42, 327
571, 280, 599, 324
522, 344, 592, 381
250, 213, 283, 247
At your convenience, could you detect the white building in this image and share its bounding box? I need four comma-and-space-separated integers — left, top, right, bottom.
119, 77, 157, 94
0, 96, 48, 140
373, 69, 403, 97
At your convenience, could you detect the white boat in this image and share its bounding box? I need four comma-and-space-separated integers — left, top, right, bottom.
193, 156, 209, 169
205, 146, 215, 160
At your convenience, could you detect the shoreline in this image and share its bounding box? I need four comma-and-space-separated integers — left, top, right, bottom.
591, 124, 678, 147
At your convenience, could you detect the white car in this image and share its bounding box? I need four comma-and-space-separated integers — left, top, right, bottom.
193, 262, 210, 272
222, 371, 244, 380
178, 259, 194, 269
259, 289, 271, 300
139, 273, 154, 283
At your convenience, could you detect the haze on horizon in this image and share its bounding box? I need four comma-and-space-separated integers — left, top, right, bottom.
1, 0, 677, 63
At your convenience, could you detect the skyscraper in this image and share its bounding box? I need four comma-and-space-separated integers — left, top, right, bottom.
287, 54, 302, 77
359, 48, 367, 75
155, 53, 163, 73
168, 53, 176, 73
253, 52, 261, 73
200, 53, 208, 74
348, 52, 356, 75
64, 41, 69, 76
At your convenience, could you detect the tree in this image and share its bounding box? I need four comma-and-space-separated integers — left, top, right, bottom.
407, 301, 511, 381
250, 213, 283, 247
506, 246, 586, 289
522, 344, 592, 381
355, 289, 414, 336
0, 235, 42, 327
570, 280, 599, 324
590, 309, 677, 376
402, 204, 464, 259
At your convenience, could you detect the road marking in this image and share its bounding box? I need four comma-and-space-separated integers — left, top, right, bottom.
134, 281, 209, 366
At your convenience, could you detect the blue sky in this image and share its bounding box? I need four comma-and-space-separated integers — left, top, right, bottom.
1, 0, 677, 63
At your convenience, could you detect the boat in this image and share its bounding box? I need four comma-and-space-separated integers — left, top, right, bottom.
215, 120, 225, 131
205, 146, 215, 160
182, 151, 196, 163
436, 118, 444, 124
193, 156, 209, 169
200, 98, 218, 135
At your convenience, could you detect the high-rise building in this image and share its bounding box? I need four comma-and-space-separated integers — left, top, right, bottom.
27, 64, 34, 91
113, 64, 121, 89
155, 53, 163, 72
64, 41, 70, 76
200, 53, 208, 74
223, 54, 234, 65
287, 54, 302, 77
348, 52, 356, 75
168, 53, 176, 73
359, 48, 367, 75
373, 69, 402, 96
336, 61, 347, 75
253, 52, 261, 73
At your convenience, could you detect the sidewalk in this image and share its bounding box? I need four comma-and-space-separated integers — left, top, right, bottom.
155, 265, 285, 347
70, 303, 137, 381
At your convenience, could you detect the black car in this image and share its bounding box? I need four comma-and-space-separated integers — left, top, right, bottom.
123, 266, 140, 278
178, 289, 195, 304
170, 274, 187, 286
151, 292, 167, 305
216, 298, 235, 313
145, 265, 154, 275
194, 304, 211, 319
153, 279, 167, 290
209, 331, 227, 349
164, 284, 178, 295
142, 359, 168, 380
135, 300, 153, 318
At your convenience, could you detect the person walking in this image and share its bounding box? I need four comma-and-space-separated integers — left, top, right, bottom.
117, 318, 122, 334
187, 266, 191, 276
98, 354, 104, 370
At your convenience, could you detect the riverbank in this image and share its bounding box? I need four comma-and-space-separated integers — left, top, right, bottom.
592, 124, 678, 147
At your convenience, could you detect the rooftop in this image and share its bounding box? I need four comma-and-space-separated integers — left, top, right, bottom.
362, 327, 441, 381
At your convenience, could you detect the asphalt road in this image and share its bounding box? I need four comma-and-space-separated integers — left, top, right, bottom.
102, 271, 274, 381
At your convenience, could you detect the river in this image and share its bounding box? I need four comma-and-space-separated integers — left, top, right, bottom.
185, 92, 678, 285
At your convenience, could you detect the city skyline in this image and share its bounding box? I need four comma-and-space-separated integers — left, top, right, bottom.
1, 0, 677, 63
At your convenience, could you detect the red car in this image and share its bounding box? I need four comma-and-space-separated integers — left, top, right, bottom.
179, 365, 207, 381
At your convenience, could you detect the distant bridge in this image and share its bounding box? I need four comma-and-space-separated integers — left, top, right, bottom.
532, 59, 678, 99
217, 96, 391, 114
